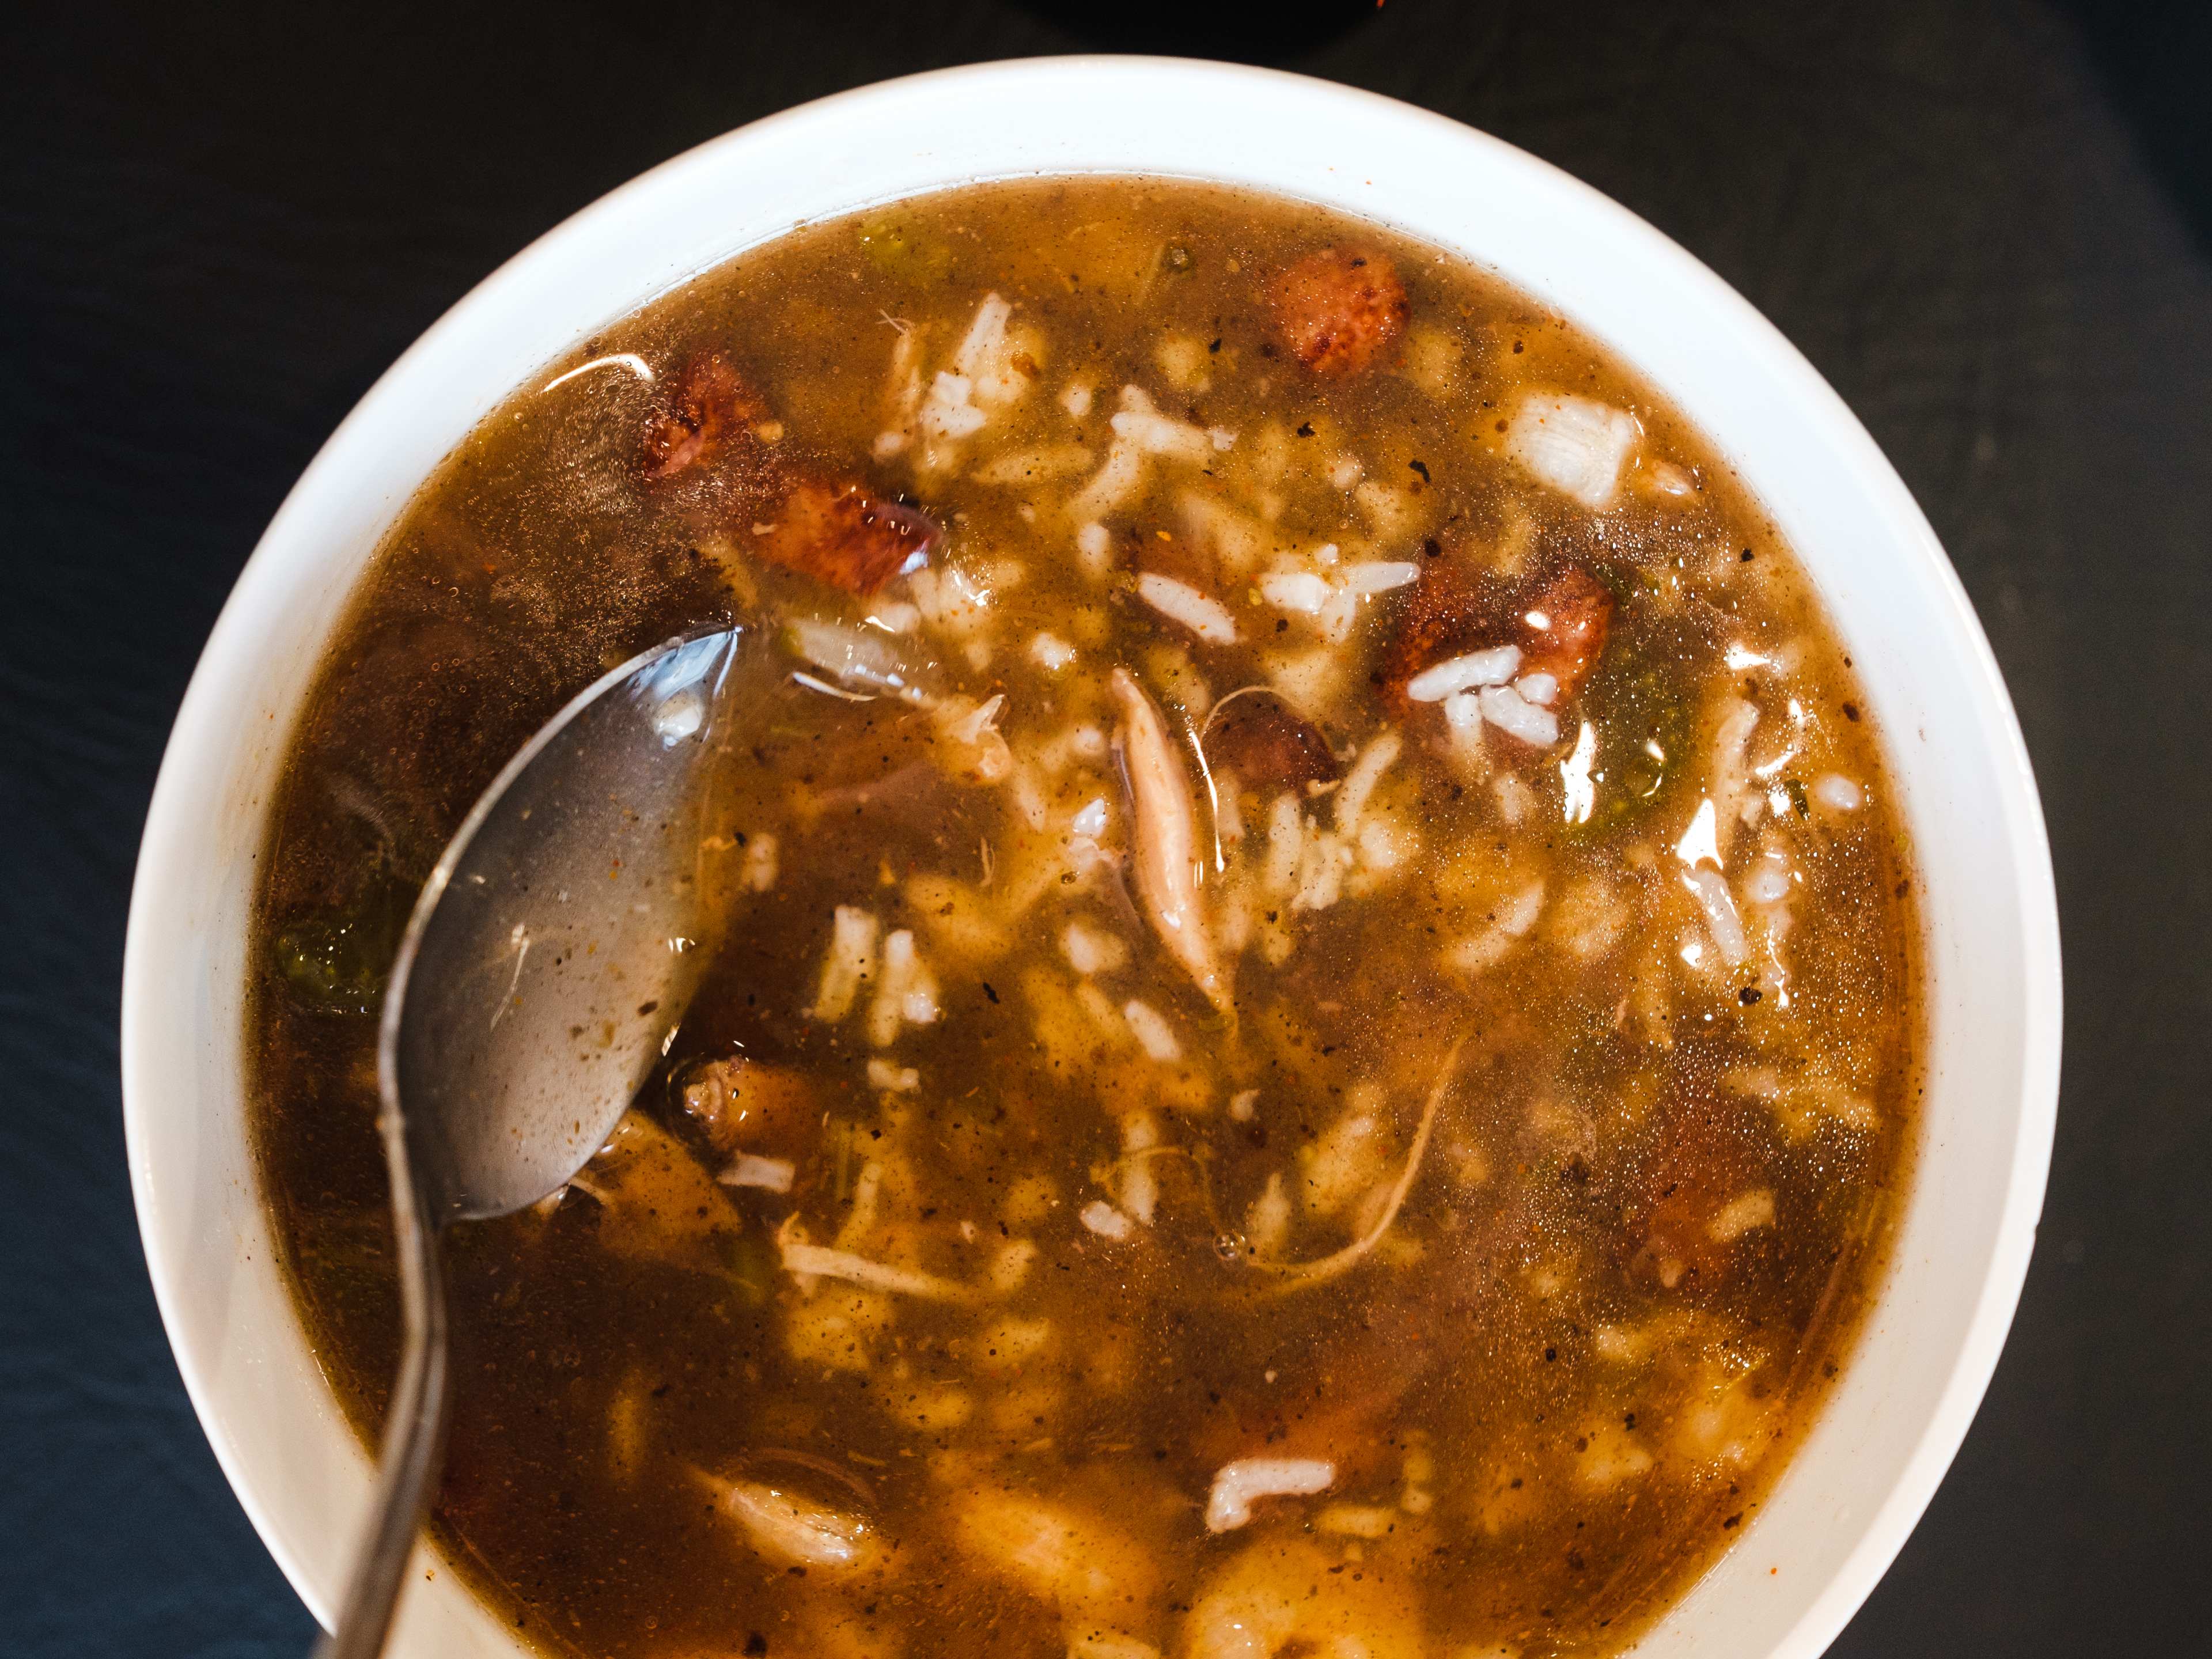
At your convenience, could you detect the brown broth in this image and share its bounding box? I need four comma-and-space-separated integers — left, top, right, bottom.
249, 179, 1919, 1659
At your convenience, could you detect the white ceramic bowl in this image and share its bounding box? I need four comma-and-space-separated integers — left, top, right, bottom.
123, 56, 2061, 1658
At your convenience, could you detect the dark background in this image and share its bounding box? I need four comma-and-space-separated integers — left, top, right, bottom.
3, 1, 2206, 1653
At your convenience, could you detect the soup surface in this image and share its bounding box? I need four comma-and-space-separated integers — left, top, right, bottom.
251, 180, 1919, 1659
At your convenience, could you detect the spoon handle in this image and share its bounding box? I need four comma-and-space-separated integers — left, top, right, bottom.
313, 1128, 449, 1659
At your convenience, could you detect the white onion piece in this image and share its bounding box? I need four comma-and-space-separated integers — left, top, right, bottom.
718, 1155, 795, 1194
1505, 392, 1640, 510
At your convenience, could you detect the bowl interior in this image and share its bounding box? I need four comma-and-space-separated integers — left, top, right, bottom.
123, 56, 2059, 1659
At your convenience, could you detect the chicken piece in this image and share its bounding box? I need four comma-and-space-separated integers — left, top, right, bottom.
1110, 668, 1230, 1015
757, 478, 940, 596
950, 1488, 1160, 1625
1181, 1538, 1424, 1659
573, 1111, 734, 1266
1268, 247, 1410, 377
678, 1055, 817, 1157
697, 1468, 881, 1573
640, 351, 764, 480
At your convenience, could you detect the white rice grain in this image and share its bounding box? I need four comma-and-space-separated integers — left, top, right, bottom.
1031, 632, 1077, 672
1079, 1200, 1134, 1241
1407, 644, 1522, 702
1122, 999, 1183, 1062
1075, 520, 1113, 577
1681, 866, 1749, 967
1204, 1458, 1335, 1533
919, 371, 987, 440
1559, 721, 1597, 826
1335, 731, 1403, 836
1259, 570, 1333, 615
1448, 881, 1546, 974
1815, 773, 1863, 811
810, 906, 880, 1022
1708, 1189, 1777, 1242
1343, 560, 1422, 596
1745, 851, 1794, 905
1514, 671, 1559, 707
866, 928, 942, 1047
1070, 438, 1148, 522
1110, 386, 1214, 463
1137, 572, 1240, 644
1061, 921, 1130, 977
867, 1058, 921, 1093
1478, 683, 1560, 747
1263, 793, 1305, 895
740, 833, 779, 893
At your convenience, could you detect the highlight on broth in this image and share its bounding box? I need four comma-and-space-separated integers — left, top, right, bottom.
251, 180, 1919, 1659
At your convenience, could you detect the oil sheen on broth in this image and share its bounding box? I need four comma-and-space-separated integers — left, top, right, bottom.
251, 180, 1919, 1659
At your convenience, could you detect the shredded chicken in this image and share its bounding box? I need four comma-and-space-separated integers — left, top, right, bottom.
1248, 1039, 1464, 1292
1109, 668, 1229, 1013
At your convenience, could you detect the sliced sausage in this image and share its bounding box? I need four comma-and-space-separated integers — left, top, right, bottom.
1517, 565, 1615, 699
640, 351, 764, 480
756, 479, 939, 596
1375, 559, 1488, 717
1270, 247, 1410, 377
1202, 687, 1340, 788
1378, 559, 1615, 714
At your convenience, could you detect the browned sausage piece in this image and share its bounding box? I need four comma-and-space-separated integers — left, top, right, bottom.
1517, 566, 1614, 699
756, 478, 940, 596
1201, 687, 1340, 788
1375, 559, 1487, 717
1378, 561, 1615, 715
1270, 247, 1410, 377
640, 351, 764, 480
1618, 1103, 1760, 1293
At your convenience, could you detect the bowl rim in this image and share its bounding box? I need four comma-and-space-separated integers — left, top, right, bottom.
123, 52, 2062, 1658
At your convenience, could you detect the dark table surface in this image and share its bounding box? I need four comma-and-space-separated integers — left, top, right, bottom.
4, 2, 2206, 1654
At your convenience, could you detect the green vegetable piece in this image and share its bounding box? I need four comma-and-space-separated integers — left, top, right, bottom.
1569, 621, 1695, 836
274, 911, 398, 1016
721, 1228, 777, 1308
858, 215, 954, 285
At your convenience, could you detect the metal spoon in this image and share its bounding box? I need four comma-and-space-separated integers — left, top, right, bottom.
315, 623, 747, 1659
